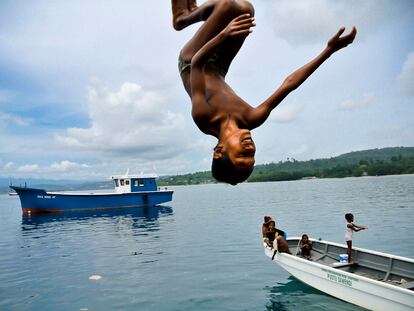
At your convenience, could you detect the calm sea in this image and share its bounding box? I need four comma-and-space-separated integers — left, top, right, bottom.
0, 175, 413, 311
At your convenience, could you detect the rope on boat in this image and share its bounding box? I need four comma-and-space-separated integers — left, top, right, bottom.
271, 238, 279, 260
295, 238, 302, 256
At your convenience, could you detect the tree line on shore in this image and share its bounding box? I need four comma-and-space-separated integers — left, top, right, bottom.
2, 147, 413, 192
248, 154, 414, 182
158, 147, 414, 186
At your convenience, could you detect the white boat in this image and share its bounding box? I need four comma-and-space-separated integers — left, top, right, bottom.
264, 238, 414, 311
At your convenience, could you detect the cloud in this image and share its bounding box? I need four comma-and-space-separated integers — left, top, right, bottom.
0, 1, 177, 93
339, 93, 375, 111
18, 164, 39, 172
192, 137, 217, 152
0, 112, 29, 126
369, 124, 414, 142
270, 102, 303, 123
3, 162, 14, 169
0, 89, 14, 103
288, 144, 309, 157
7, 161, 101, 179
49, 160, 89, 172
56, 81, 189, 160
398, 52, 414, 96
268, 0, 409, 45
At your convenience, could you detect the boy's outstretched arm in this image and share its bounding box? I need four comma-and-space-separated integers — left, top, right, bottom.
348, 223, 368, 231
247, 27, 357, 129
191, 14, 255, 121
353, 224, 368, 231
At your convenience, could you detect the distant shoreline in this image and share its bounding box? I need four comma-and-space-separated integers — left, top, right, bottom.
159, 147, 414, 186
162, 172, 414, 187
2, 146, 414, 191
2, 172, 414, 195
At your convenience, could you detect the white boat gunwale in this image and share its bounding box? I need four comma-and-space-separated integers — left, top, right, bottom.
284, 237, 414, 265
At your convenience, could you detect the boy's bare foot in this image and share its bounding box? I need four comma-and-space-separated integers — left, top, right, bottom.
172, 0, 187, 30
173, 14, 187, 31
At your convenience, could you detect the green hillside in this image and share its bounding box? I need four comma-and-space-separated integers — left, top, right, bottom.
336, 147, 414, 162
158, 146, 414, 185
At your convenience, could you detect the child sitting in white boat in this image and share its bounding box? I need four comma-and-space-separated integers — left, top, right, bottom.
299, 234, 312, 258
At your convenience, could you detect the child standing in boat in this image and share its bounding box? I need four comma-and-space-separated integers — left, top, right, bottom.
345, 213, 368, 263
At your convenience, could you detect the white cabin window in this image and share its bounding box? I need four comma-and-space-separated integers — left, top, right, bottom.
139, 180, 145, 186
120, 179, 125, 186
126, 180, 130, 185
115, 179, 119, 187
134, 180, 138, 187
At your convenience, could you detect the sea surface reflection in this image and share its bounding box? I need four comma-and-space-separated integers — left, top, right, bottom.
1, 206, 174, 311
21, 206, 173, 229
19, 206, 174, 260
1, 175, 413, 310
265, 277, 364, 311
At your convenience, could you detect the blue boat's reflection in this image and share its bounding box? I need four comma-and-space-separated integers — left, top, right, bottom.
265, 276, 363, 311
19, 206, 174, 265
21, 206, 173, 230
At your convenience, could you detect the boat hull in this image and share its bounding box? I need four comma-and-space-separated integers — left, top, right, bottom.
265, 239, 414, 311
11, 186, 173, 214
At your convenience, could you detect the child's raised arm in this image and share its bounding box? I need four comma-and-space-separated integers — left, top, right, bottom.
246, 27, 357, 129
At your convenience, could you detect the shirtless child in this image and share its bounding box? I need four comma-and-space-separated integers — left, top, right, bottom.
172, 0, 357, 185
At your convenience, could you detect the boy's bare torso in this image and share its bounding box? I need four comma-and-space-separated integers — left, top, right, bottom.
180, 68, 253, 136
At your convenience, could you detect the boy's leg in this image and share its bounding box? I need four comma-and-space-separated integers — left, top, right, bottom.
179, 0, 255, 63
304, 248, 310, 257
213, 1, 254, 70
275, 236, 292, 254
347, 241, 352, 262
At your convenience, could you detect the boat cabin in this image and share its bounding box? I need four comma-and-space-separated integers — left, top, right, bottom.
111, 174, 158, 193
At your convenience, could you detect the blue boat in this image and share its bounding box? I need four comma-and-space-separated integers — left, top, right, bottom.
10, 174, 173, 215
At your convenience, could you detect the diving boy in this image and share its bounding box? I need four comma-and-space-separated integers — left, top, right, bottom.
172, 0, 357, 185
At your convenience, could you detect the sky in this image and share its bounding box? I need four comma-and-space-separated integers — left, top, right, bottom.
0, 0, 413, 180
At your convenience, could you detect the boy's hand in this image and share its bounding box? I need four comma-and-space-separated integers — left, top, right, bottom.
221, 14, 255, 38
327, 26, 357, 54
